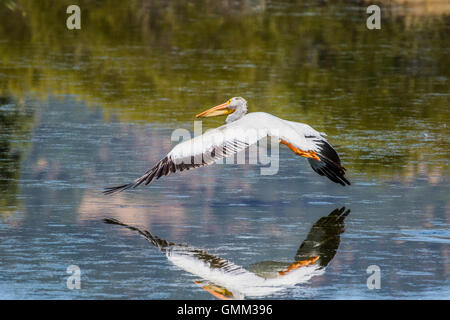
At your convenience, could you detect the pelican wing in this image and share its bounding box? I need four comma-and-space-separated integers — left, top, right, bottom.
103, 117, 268, 195
305, 140, 350, 186
104, 112, 349, 194
282, 120, 350, 186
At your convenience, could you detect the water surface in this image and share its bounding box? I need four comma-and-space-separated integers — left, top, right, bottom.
0, 0, 449, 299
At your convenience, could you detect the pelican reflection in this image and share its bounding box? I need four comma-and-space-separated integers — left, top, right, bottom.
104, 207, 350, 299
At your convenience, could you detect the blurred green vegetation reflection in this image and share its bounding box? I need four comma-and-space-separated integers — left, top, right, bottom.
0, 0, 448, 180
0, 96, 33, 214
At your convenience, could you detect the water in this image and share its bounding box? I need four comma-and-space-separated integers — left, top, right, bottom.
0, 0, 449, 299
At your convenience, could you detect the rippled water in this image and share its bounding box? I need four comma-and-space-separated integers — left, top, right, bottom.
0, 0, 449, 299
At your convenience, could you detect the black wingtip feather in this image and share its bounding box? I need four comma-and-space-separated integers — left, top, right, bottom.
102, 156, 210, 195
309, 140, 351, 186
103, 183, 134, 195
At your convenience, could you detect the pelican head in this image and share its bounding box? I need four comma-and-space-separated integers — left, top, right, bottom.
196, 97, 248, 123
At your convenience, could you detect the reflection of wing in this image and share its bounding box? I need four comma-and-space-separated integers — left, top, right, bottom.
104, 218, 174, 249
104, 218, 249, 276
104, 218, 273, 298
103, 207, 349, 299
247, 207, 350, 274
295, 207, 350, 267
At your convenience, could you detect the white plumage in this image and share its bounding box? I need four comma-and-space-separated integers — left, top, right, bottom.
170, 112, 319, 159
104, 97, 350, 195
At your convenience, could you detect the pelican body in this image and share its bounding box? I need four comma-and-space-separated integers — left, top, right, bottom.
104, 97, 350, 195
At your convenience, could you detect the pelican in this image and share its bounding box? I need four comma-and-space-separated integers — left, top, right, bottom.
104, 207, 350, 299
104, 97, 350, 195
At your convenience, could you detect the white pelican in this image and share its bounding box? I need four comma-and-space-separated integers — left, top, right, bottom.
104, 97, 350, 195
104, 207, 350, 299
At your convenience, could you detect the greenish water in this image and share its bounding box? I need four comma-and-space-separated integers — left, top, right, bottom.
0, 0, 449, 299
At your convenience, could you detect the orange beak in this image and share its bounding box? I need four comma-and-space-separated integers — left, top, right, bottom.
195, 100, 234, 118
194, 281, 233, 300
